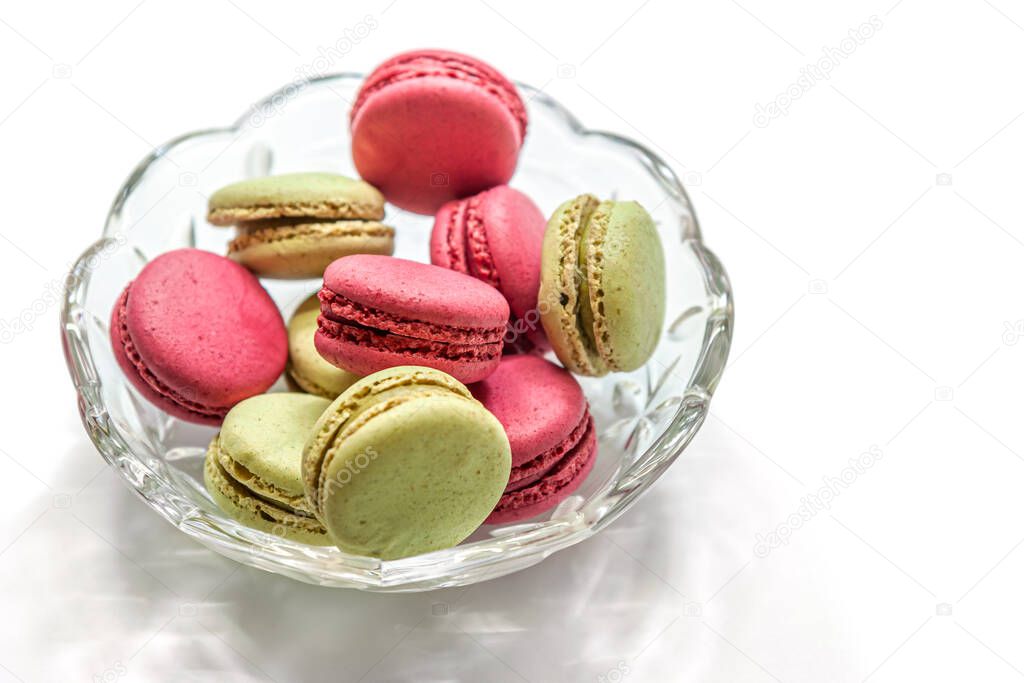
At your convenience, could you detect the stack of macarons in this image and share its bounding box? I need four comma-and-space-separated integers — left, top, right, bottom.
108, 49, 668, 561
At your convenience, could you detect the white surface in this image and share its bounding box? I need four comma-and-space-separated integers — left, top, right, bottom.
1, 0, 1022, 680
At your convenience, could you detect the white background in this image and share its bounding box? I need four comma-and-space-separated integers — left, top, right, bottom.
1, 1, 1023, 681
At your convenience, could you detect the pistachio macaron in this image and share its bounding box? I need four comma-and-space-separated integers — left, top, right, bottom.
207, 172, 395, 279
302, 366, 511, 560
286, 294, 361, 399
538, 194, 666, 376
204, 393, 332, 545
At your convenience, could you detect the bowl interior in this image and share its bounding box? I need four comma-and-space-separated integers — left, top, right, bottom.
61, 74, 732, 590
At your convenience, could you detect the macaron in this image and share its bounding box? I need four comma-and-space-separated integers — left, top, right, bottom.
315, 255, 509, 384
286, 294, 361, 399
351, 49, 528, 214
470, 355, 597, 524
204, 393, 332, 545
538, 194, 666, 376
302, 366, 511, 560
207, 172, 394, 278
431, 185, 547, 350
110, 248, 287, 425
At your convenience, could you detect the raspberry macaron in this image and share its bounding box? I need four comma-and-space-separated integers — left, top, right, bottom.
471, 355, 598, 524
350, 49, 528, 214
431, 185, 547, 350
110, 248, 287, 425
315, 255, 509, 383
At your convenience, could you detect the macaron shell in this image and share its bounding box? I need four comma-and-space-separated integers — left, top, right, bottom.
352, 50, 526, 138
217, 392, 331, 496
324, 255, 509, 330
351, 51, 525, 214
207, 172, 385, 224
209, 428, 312, 516
204, 447, 331, 545
587, 200, 666, 372
316, 391, 511, 560
125, 250, 287, 406
229, 220, 395, 279
111, 249, 287, 423
215, 448, 311, 513
287, 294, 361, 398
302, 366, 473, 507
477, 188, 546, 322
110, 289, 218, 424
469, 355, 586, 467
485, 417, 597, 525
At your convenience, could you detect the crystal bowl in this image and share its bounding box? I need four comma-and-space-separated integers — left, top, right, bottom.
60, 73, 733, 591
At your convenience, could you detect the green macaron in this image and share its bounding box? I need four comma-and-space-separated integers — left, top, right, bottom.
286, 294, 361, 399
538, 194, 666, 376
204, 392, 333, 545
207, 172, 395, 279
302, 366, 512, 560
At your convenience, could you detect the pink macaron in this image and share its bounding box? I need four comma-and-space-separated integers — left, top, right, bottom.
471, 355, 598, 523
110, 248, 287, 425
431, 185, 547, 351
350, 49, 528, 215
315, 254, 509, 383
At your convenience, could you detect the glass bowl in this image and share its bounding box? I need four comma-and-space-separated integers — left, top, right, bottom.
60, 74, 733, 591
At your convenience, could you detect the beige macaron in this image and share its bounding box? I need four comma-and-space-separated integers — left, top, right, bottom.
286, 294, 361, 399
208, 172, 395, 279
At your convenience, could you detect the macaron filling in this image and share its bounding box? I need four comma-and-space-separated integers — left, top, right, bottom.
351, 52, 527, 143
317, 288, 505, 362
114, 287, 227, 421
